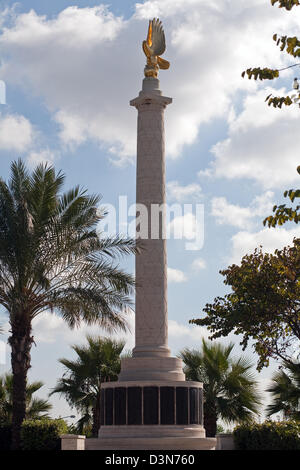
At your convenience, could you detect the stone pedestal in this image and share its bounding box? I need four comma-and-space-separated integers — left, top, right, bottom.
216, 434, 235, 450
99, 381, 204, 434
61, 434, 86, 451
95, 78, 210, 450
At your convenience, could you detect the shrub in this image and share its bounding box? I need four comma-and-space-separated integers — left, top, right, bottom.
233, 421, 300, 450
21, 418, 68, 451
67, 423, 93, 438
0, 424, 12, 450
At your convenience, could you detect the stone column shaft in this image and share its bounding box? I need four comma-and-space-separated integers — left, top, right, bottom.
118, 78, 184, 381
132, 80, 171, 357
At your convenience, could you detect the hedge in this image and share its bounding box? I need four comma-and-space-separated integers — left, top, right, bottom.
233, 421, 300, 450
0, 419, 70, 450
20, 418, 68, 451
0, 424, 12, 450
0, 419, 69, 450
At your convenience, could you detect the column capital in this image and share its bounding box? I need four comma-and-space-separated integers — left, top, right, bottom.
130, 93, 172, 109
130, 77, 172, 109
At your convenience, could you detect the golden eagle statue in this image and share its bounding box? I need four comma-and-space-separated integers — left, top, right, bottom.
142, 18, 170, 78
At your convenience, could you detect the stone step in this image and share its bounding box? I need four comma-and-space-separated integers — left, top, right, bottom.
85, 437, 216, 451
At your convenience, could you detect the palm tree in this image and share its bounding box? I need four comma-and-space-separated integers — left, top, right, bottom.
0, 160, 137, 448
179, 339, 261, 437
266, 361, 300, 420
51, 336, 125, 436
0, 373, 51, 423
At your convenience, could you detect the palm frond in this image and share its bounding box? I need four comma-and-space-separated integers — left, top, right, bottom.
0, 372, 51, 422
266, 361, 300, 419
0, 159, 136, 336
26, 398, 52, 419
51, 336, 125, 433
180, 338, 261, 425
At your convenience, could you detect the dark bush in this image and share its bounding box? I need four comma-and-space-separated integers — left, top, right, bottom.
20, 418, 68, 451
233, 421, 300, 450
0, 424, 12, 450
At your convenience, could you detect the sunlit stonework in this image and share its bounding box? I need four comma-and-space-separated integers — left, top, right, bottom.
85, 19, 214, 451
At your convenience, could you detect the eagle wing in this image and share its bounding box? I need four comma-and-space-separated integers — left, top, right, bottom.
149, 18, 166, 57
142, 39, 151, 58
147, 19, 152, 47
157, 56, 170, 70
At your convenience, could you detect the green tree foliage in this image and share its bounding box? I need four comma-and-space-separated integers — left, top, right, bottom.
51, 336, 125, 437
0, 418, 68, 450
233, 420, 300, 450
216, 424, 225, 434
242, 0, 300, 108
0, 160, 137, 448
264, 167, 300, 227
20, 418, 68, 451
190, 239, 300, 370
266, 361, 300, 420
179, 339, 261, 437
272, 0, 299, 11
0, 373, 51, 423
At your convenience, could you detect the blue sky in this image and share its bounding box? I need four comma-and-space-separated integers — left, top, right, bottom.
1, 0, 300, 422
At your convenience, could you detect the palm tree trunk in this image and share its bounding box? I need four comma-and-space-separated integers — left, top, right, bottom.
92, 392, 101, 437
9, 317, 33, 450
204, 403, 217, 437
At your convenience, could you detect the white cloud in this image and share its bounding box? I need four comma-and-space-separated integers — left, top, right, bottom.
1, 1, 298, 164
30, 310, 212, 356
31, 310, 135, 350
168, 320, 241, 355
168, 212, 197, 239
0, 5, 19, 29
27, 148, 56, 167
0, 339, 6, 365
191, 257, 207, 270
168, 267, 187, 283
55, 110, 87, 148
251, 192, 276, 217
203, 88, 300, 189
167, 180, 202, 202
229, 225, 300, 264
0, 6, 134, 160
0, 112, 34, 151
211, 191, 274, 229
168, 319, 210, 352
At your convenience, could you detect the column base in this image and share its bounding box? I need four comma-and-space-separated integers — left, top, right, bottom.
132, 344, 171, 357
99, 424, 205, 439
118, 356, 185, 381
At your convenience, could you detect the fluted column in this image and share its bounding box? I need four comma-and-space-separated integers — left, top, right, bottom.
118, 77, 185, 381
131, 78, 171, 358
